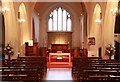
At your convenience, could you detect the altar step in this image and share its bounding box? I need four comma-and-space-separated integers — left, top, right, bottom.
47, 62, 72, 68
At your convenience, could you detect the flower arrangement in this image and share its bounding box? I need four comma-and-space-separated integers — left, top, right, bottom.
4, 42, 14, 55
105, 44, 115, 57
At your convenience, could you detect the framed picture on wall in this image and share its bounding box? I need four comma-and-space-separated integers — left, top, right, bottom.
88, 37, 95, 45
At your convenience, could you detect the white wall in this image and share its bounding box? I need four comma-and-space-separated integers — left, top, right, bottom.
33, 11, 39, 42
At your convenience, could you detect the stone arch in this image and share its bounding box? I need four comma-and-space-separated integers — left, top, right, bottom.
103, 0, 118, 59
18, 3, 30, 56
38, 3, 84, 48
2, 0, 19, 59
43, 3, 78, 24
89, 3, 102, 57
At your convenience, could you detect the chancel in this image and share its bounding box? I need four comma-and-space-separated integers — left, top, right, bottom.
1, 0, 120, 81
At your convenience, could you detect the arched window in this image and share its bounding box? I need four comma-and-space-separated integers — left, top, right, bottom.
48, 7, 72, 32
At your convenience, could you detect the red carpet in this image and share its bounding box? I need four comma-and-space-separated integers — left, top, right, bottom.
47, 62, 72, 68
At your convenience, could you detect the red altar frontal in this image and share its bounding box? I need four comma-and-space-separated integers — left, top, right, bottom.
47, 44, 72, 68
49, 53, 71, 65
47, 53, 72, 68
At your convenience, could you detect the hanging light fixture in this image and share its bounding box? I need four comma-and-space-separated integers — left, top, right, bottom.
110, 7, 118, 16
2, 7, 10, 13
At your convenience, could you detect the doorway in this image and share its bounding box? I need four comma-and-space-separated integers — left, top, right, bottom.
98, 47, 102, 58
0, 14, 5, 59
114, 41, 120, 60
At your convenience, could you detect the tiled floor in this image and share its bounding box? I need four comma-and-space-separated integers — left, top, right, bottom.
44, 68, 74, 81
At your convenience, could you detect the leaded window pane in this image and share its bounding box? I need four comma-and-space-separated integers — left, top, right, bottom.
48, 7, 72, 32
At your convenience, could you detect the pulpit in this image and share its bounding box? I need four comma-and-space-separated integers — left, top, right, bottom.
25, 42, 38, 56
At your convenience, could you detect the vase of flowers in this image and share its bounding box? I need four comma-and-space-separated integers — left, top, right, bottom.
105, 44, 115, 60
4, 42, 14, 60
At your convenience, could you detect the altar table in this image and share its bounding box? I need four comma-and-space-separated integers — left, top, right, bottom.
49, 53, 70, 65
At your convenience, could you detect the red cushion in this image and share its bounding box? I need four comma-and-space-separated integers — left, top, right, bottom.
62, 56, 69, 62
51, 56, 57, 62
51, 56, 57, 59
62, 56, 69, 59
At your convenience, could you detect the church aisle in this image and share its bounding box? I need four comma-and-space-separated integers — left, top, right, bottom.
44, 68, 73, 80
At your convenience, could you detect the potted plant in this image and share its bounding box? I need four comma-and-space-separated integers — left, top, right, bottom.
105, 44, 115, 60
4, 42, 14, 60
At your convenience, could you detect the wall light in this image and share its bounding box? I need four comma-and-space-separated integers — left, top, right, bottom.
2, 7, 10, 13
110, 7, 118, 16
18, 18, 25, 23
95, 19, 101, 23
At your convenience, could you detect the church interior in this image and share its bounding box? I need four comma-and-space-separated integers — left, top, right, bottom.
1, 0, 120, 81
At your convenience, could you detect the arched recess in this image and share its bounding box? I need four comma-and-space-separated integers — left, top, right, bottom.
46, 7, 72, 48
46, 5, 73, 48
103, 0, 118, 59
36, 3, 84, 48
89, 3, 102, 57
18, 3, 30, 56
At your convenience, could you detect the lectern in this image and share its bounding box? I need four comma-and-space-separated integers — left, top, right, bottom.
25, 42, 38, 56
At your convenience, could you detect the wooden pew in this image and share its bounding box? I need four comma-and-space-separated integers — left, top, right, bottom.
72, 57, 120, 81
1, 56, 47, 81
18, 56, 47, 72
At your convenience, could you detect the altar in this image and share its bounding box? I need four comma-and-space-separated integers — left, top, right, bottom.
49, 53, 71, 65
